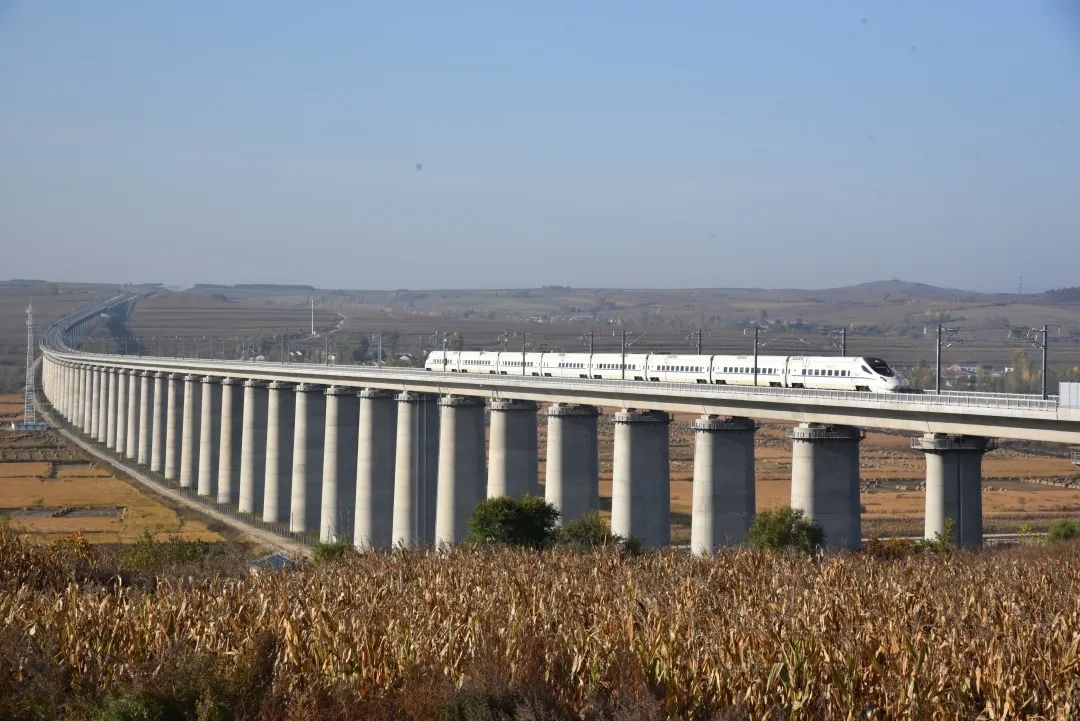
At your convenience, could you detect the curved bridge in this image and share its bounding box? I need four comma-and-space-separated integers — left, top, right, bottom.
37, 294, 1080, 552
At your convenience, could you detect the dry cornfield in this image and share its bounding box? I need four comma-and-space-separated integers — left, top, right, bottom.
1, 528, 1079, 720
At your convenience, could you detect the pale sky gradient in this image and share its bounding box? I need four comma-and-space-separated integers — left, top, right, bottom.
2, 2, 1079, 291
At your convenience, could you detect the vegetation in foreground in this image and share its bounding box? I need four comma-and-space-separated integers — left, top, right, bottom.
2, 524, 1080, 720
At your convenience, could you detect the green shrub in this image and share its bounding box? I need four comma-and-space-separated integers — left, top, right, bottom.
556, 512, 619, 549
121, 531, 232, 573
555, 511, 642, 555
915, 518, 957, 555
95, 693, 166, 721
746, 506, 824, 555
311, 537, 354, 565
468, 496, 560, 549
1046, 520, 1080, 544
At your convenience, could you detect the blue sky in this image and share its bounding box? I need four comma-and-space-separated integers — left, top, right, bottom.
1, 1, 1078, 291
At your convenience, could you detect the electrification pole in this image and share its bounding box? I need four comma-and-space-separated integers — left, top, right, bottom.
753, 326, 759, 387
936, 324, 942, 394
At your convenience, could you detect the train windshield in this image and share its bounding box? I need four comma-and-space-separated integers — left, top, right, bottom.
864, 358, 895, 377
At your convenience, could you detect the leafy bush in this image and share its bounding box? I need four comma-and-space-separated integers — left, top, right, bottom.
468, 496, 559, 549
311, 537, 354, 565
121, 531, 233, 573
746, 506, 824, 555
915, 518, 957, 555
95, 693, 166, 721
555, 511, 641, 555
1046, 520, 1080, 544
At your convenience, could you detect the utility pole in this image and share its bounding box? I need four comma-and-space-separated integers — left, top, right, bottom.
621, 329, 627, 380
521, 331, 527, 375
935, 324, 942, 394
1041, 324, 1048, 400
310, 297, 315, 336
687, 328, 703, 355
753, 326, 759, 387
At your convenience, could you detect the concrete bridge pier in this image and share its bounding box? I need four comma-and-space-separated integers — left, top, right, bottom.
320, 386, 360, 542
487, 400, 539, 498
544, 404, 600, 524
197, 376, 222, 498
96, 368, 109, 443
81, 366, 93, 434
262, 382, 295, 524
392, 392, 439, 548
150, 372, 167, 473
611, 409, 671, 547
163, 374, 183, 480
137, 371, 153, 465
114, 370, 128, 455
435, 395, 487, 547
105, 368, 118, 449
690, 416, 757, 554
913, 434, 993, 548
354, 389, 397, 549
179, 374, 202, 489
90, 367, 103, 440
216, 378, 245, 505
289, 384, 325, 534
789, 423, 863, 550
77, 366, 86, 428
124, 369, 139, 459
239, 380, 269, 516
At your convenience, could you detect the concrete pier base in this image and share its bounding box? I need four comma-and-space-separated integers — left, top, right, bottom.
392, 392, 439, 548
239, 380, 269, 516
93, 368, 105, 441
354, 389, 397, 549
263, 382, 295, 524
197, 377, 222, 498
913, 434, 993, 548
435, 395, 487, 547
789, 424, 863, 550
690, 416, 757, 554
179, 375, 202, 489
216, 378, 245, 505
487, 400, 539, 498
320, 387, 360, 542
81, 366, 93, 435
150, 373, 167, 473
611, 409, 671, 547
544, 404, 600, 524
290, 384, 325, 534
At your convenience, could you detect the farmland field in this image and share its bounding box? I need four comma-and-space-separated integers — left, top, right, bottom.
0, 395, 222, 544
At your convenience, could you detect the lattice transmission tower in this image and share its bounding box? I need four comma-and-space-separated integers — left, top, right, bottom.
13, 302, 47, 431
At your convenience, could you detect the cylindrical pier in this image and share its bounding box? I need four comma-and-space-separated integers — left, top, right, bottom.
149, 372, 167, 473
105, 368, 118, 449
114, 370, 128, 454
435, 395, 487, 547
263, 381, 295, 524
124, 369, 140, 459
354, 389, 397, 549
289, 384, 325, 534
544, 404, 600, 524
216, 378, 245, 505
611, 409, 671, 547
320, 387, 360, 542
163, 374, 183, 480
789, 423, 863, 550
238, 380, 269, 515
690, 416, 757, 554
197, 377, 222, 498
487, 400, 539, 498
913, 434, 993, 548
179, 374, 201, 489
392, 392, 439, 548
137, 371, 153, 465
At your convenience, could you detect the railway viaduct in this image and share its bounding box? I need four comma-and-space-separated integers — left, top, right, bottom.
37, 295, 1080, 552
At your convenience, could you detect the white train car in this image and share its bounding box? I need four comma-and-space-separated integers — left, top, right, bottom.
424, 351, 906, 393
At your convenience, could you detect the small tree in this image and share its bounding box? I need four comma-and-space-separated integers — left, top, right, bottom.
747, 506, 824, 555
468, 495, 559, 549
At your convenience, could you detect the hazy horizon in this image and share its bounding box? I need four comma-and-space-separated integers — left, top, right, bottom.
3, 2, 1079, 292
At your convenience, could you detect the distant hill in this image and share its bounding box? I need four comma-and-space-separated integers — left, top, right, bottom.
813, 280, 994, 303
1038, 287, 1080, 304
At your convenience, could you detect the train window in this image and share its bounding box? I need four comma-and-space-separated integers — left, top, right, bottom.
865, 358, 895, 377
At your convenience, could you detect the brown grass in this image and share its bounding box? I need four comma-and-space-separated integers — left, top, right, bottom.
2, 525, 1079, 719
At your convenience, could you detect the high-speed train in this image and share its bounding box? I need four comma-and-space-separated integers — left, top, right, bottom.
425, 351, 909, 393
